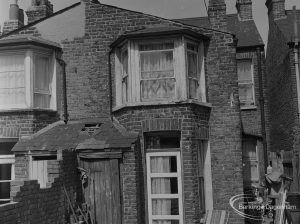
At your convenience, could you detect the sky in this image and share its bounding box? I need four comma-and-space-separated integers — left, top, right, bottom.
0, 0, 300, 47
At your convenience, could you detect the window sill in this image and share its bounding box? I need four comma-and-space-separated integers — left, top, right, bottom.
240, 106, 257, 110
113, 99, 212, 112
0, 108, 57, 114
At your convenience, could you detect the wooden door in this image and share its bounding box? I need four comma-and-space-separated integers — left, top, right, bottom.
80, 159, 121, 224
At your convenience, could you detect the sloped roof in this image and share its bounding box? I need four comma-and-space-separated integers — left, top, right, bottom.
110, 26, 210, 48
13, 118, 138, 152
275, 10, 300, 42
174, 14, 264, 48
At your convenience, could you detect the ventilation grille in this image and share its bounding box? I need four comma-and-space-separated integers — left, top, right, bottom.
81, 123, 101, 135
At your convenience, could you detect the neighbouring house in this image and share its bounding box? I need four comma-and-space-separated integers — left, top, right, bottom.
0, 0, 266, 224
265, 0, 300, 192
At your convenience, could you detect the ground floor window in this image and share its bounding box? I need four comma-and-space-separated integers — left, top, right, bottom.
29, 155, 57, 188
146, 151, 183, 224
0, 139, 17, 204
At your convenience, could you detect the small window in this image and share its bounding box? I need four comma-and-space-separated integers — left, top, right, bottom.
237, 59, 254, 108
121, 48, 129, 103
187, 43, 199, 99
242, 138, 259, 186
146, 151, 183, 224
30, 155, 57, 188
197, 141, 207, 215
0, 139, 17, 204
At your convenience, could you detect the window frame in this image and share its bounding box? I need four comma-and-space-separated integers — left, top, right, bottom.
146, 151, 183, 224
114, 36, 206, 108
237, 59, 255, 109
0, 48, 56, 111
0, 138, 17, 204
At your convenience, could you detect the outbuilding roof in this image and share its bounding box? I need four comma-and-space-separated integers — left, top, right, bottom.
174, 14, 264, 48
12, 118, 138, 152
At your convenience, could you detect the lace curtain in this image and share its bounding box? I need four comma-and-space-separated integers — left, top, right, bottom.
0, 55, 25, 107
150, 156, 178, 224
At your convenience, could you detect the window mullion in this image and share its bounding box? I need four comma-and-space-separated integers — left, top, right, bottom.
25, 50, 33, 108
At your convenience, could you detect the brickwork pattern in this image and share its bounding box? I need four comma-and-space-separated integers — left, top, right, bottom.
0, 150, 81, 224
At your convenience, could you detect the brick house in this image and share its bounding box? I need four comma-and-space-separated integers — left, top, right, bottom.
0, 0, 266, 223
265, 0, 300, 192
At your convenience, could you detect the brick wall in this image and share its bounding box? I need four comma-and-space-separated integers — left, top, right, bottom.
266, 0, 286, 20
236, 0, 253, 21
266, 15, 298, 153
0, 110, 59, 138
0, 150, 81, 224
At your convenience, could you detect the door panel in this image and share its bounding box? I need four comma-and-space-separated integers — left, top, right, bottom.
80, 159, 121, 224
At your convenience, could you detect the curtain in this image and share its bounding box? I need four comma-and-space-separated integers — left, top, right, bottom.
187, 51, 198, 99
237, 60, 253, 106
0, 55, 25, 107
140, 43, 175, 100
151, 157, 177, 224
34, 56, 51, 108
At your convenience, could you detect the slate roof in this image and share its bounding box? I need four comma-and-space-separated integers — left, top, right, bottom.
0, 35, 61, 50
174, 14, 264, 48
13, 118, 138, 152
110, 26, 210, 48
275, 10, 300, 42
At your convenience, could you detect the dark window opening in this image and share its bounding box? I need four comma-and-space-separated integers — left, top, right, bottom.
144, 131, 181, 150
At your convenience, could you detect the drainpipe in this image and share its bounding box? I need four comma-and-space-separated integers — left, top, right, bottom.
293, 6, 300, 123
292, 6, 300, 191
56, 56, 69, 124
257, 47, 268, 172
108, 48, 113, 121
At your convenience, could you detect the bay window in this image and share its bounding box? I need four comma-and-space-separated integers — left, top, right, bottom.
114, 33, 206, 107
0, 49, 56, 111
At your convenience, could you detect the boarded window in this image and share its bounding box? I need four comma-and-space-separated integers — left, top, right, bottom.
140, 43, 175, 101
237, 60, 254, 107
30, 155, 57, 188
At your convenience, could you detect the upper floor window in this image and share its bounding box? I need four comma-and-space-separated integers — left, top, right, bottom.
114, 32, 207, 108
0, 50, 56, 110
237, 59, 255, 108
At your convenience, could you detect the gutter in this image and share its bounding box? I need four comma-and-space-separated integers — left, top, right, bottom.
108, 48, 113, 121
256, 47, 268, 172
292, 6, 300, 123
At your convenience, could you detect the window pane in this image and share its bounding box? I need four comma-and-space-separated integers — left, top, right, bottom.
0, 55, 25, 107
187, 43, 198, 52
0, 164, 11, 181
153, 221, 179, 224
188, 79, 198, 99
238, 84, 254, 106
151, 178, 178, 194
0, 182, 10, 200
0, 142, 16, 155
187, 52, 197, 78
237, 60, 252, 82
34, 93, 50, 108
34, 57, 50, 92
152, 199, 179, 215
145, 132, 181, 150
140, 51, 174, 77
150, 156, 177, 173
141, 79, 175, 100
140, 43, 174, 51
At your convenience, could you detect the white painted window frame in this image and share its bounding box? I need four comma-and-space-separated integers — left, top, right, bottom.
114, 36, 206, 108
0, 48, 56, 111
0, 155, 15, 203
146, 151, 183, 224
237, 59, 255, 109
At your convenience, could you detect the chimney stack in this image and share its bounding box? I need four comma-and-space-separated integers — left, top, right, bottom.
265, 0, 286, 20
3, 0, 24, 34
26, 0, 54, 24
208, 0, 227, 32
236, 0, 253, 21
